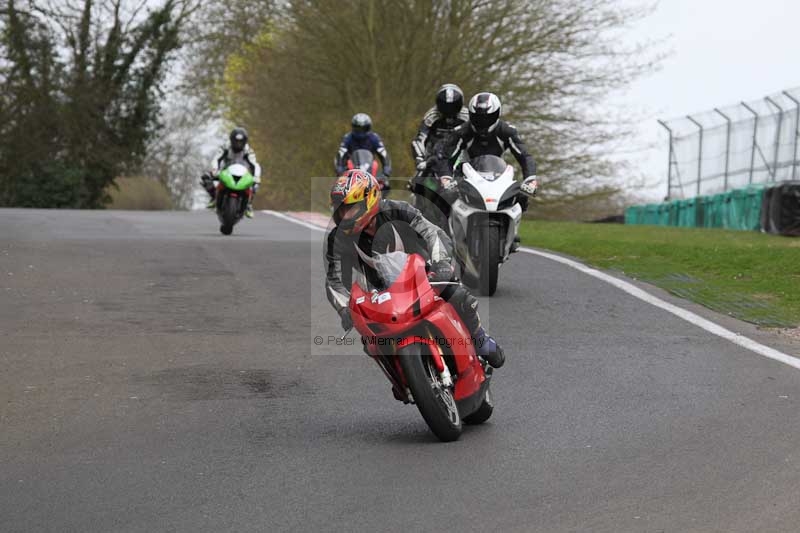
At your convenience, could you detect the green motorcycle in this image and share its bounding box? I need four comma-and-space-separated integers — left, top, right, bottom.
215, 163, 255, 235
408, 155, 454, 234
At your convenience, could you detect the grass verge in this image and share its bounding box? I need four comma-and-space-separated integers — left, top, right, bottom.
519, 221, 800, 328
107, 177, 173, 210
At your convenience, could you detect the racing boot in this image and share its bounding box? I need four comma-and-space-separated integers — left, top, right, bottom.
474, 327, 505, 369
245, 186, 258, 218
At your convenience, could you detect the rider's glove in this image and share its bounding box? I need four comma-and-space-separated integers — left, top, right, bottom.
521, 176, 539, 197
416, 159, 428, 171
339, 308, 353, 331
428, 260, 455, 283
439, 175, 457, 192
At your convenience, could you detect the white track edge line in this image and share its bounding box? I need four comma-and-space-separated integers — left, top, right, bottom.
519, 247, 799, 369
265, 209, 799, 368
263, 210, 326, 232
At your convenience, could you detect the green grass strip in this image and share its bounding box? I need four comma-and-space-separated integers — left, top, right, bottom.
519, 221, 800, 328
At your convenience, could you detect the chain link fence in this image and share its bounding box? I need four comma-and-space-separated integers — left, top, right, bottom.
659, 88, 800, 199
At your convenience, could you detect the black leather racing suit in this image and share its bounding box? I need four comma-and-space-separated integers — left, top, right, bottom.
325, 199, 482, 334
410, 106, 470, 165
409, 107, 469, 220
443, 120, 537, 211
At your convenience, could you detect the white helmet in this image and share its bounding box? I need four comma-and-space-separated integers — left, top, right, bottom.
468, 92, 501, 133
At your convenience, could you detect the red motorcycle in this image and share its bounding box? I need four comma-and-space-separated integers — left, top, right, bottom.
348, 246, 494, 442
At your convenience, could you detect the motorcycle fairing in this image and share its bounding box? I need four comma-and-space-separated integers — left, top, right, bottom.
218, 163, 255, 191
449, 199, 522, 276
349, 253, 485, 401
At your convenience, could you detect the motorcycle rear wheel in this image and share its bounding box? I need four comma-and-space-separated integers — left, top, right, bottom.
398, 344, 462, 442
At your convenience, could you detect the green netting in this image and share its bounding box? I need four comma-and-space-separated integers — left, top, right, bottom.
677, 199, 698, 227
624, 205, 643, 225
687, 197, 698, 226
625, 184, 769, 231
657, 203, 670, 225
741, 184, 766, 230
673, 200, 684, 226
698, 196, 713, 227
643, 203, 660, 225
695, 197, 705, 227
726, 189, 745, 229
708, 193, 728, 228
637, 205, 647, 225
668, 200, 680, 226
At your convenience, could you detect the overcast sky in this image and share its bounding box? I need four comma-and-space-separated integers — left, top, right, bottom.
617, 0, 800, 199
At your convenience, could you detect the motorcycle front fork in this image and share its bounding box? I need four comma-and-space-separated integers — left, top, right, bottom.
439, 362, 454, 388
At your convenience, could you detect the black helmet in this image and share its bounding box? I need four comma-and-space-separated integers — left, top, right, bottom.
468, 92, 501, 133
351, 113, 372, 139
229, 127, 248, 153
435, 84, 464, 118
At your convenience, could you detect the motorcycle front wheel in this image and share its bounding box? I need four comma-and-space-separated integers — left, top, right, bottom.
398, 344, 462, 442
219, 196, 239, 235
478, 225, 500, 296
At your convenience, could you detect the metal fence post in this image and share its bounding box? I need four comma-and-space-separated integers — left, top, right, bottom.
783, 91, 800, 181
765, 96, 784, 181
686, 115, 703, 196
741, 102, 759, 184
714, 108, 732, 191
657, 120, 674, 199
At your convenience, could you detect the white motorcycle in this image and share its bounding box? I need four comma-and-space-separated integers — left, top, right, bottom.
448, 155, 524, 296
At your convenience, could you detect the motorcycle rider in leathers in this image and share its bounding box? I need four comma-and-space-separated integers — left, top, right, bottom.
431, 92, 539, 249
410, 83, 469, 177
335, 113, 392, 192
200, 127, 262, 218
325, 169, 505, 369
409, 83, 469, 223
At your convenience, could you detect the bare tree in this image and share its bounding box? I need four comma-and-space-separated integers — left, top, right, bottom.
195, 0, 660, 212
131, 0, 278, 208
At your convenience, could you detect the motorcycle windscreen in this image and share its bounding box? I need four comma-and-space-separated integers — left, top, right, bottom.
373, 251, 409, 288
227, 163, 250, 178
350, 149, 376, 173
352, 251, 410, 292
468, 155, 508, 181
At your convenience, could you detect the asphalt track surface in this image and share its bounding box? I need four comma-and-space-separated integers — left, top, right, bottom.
2, 208, 800, 532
